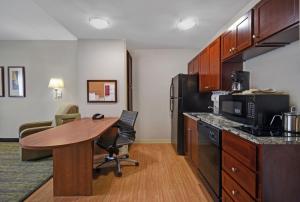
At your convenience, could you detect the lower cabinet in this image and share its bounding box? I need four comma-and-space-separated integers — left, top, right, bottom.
184, 116, 198, 167
222, 130, 300, 202
222, 131, 257, 201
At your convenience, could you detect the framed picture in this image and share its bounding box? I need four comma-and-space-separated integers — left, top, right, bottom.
0, 67, 4, 97
8, 66, 26, 97
87, 80, 117, 103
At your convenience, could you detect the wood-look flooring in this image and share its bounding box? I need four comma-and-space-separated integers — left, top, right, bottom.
26, 144, 212, 202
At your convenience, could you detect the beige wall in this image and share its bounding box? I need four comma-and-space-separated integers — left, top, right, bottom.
244, 41, 300, 109
76, 39, 127, 117
0, 41, 78, 138
132, 49, 198, 143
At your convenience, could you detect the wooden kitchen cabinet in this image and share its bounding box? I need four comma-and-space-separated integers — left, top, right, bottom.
253, 0, 299, 44
222, 130, 300, 202
199, 37, 221, 92
188, 55, 200, 75
184, 116, 198, 167
193, 55, 199, 74
188, 61, 193, 75
222, 131, 257, 201
208, 38, 221, 91
221, 11, 253, 60
221, 29, 236, 60
199, 47, 209, 91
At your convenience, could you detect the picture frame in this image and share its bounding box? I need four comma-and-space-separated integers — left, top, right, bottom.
87, 80, 117, 103
8, 66, 26, 97
0, 67, 4, 97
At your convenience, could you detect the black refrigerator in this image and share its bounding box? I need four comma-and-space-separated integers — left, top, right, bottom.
170, 74, 211, 155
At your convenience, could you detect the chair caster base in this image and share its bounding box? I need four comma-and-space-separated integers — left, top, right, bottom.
116, 172, 122, 177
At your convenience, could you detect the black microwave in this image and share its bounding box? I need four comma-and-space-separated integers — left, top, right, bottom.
219, 94, 289, 127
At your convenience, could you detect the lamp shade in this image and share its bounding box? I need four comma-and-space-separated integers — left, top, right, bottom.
48, 78, 64, 89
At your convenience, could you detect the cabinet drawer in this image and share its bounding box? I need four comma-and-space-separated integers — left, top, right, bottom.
222, 151, 256, 198
222, 189, 234, 202
222, 171, 255, 202
222, 131, 257, 171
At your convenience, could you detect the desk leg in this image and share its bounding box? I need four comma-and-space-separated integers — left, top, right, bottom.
53, 141, 93, 196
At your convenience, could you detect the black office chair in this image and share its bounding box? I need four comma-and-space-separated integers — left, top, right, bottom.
95, 110, 139, 177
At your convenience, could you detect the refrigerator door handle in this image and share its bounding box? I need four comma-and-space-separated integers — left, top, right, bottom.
170, 82, 174, 98
170, 98, 174, 113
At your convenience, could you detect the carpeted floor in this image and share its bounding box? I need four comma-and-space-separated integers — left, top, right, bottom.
0, 142, 52, 202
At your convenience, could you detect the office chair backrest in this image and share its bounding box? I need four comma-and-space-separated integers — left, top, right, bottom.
119, 110, 138, 128
118, 110, 138, 140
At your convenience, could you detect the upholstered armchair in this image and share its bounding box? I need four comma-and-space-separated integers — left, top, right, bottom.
19, 104, 81, 161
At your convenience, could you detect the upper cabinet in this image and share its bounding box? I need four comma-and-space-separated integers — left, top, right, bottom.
221, 11, 253, 60
208, 38, 221, 91
253, 0, 299, 43
199, 48, 209, 91
199, 37, 221, 92
188, 61, 193, 75
187, 55, 199, 75
187, 0, 299, 91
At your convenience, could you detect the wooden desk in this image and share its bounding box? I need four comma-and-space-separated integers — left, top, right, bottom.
20, 117, 119, 196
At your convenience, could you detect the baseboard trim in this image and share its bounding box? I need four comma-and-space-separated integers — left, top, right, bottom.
135, 139, 171, 144
0, 138, 19, 142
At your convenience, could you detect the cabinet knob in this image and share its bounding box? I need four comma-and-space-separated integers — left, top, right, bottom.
204, 86, 209, 89
253, 34, 259, 39
231, 167, 238, 173
229, 48, 232, 53
232, 47, 236, 52
231, 190, 238, 196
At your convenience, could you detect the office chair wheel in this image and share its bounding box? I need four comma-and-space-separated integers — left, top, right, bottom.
116, 171, 122, 177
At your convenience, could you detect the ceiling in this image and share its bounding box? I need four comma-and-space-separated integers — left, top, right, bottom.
0, 0, 76, 40
0, 0, 252, 49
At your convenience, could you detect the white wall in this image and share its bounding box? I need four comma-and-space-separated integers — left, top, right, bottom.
76, 40, 127, 117
132, 49, 198, 143
244, 41, 300, 109
0, 41, 78, 138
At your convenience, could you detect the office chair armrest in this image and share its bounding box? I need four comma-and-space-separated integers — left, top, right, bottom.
19, 126, 54, 139
19, 121, 53, 134
119, 130, 135, 134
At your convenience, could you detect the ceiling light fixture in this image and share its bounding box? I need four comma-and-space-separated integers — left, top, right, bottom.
89, 17, 110, 29
177, 18, 197, 30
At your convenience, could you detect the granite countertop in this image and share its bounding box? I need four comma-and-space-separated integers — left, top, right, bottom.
183, 112, 300, 145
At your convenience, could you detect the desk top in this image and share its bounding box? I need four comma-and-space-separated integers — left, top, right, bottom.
20, 117, 119, 150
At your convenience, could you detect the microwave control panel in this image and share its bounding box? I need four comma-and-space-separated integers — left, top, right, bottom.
247, 102, 255, 118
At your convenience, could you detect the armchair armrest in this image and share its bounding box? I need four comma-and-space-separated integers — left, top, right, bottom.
55, 113, 81, 126
19, 126, 53, 139
19, 121, 52, 134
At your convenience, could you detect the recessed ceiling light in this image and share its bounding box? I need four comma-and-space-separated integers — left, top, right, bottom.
177, 18, 197, 30
89, 17, 110, 29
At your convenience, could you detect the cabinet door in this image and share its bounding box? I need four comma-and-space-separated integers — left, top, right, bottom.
236, 10, 253, 52
199, 48, 210, 91
208, 37, 221, 91
221, 29, 236, 60
184, 117, 193, 160
193, 55, 199, 74
188, 61, 193, 75
190, 120, 199, 167
254, 0, 299, 43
